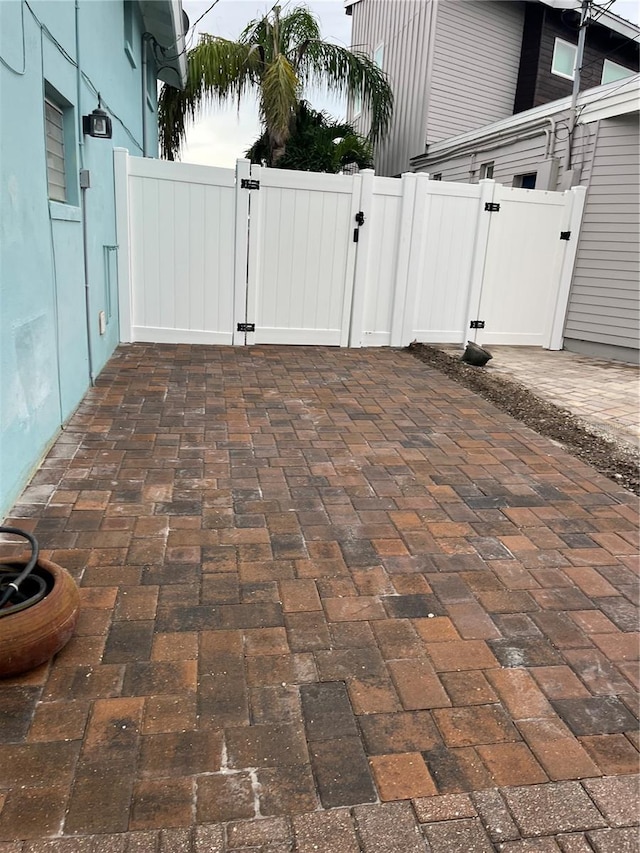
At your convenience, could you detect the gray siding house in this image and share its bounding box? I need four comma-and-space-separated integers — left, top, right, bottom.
346, 0, 639, 177
411, 76, 640, 364
346, 0, 639, 364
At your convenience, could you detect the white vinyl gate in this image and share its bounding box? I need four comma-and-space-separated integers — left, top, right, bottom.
114, 149, 586, 350
245, 165, 361, 346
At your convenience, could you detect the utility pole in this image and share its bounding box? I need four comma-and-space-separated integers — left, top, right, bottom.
564, 0, 591, 172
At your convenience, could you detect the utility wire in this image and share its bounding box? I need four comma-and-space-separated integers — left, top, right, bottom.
155, 0, 292, 78
579, 32, 640, 72
20, 0, 143, 151
0, 0, 26, 74
151, 0, 222, 62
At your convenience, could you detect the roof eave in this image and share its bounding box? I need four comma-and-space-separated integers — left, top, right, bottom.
140, 0, 188, 89
538, 0, 639, 39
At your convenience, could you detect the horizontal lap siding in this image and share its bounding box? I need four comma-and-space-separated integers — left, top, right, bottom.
427, 0, 525, 144
565, 116, 640, 352
416, 103, 598, 191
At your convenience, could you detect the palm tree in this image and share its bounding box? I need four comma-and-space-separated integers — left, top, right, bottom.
158, 4, 393, 163
246, 101, 373, 173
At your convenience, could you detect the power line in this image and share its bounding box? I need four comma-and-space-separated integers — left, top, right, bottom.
21, 0, 144, 152
152, 0, 222, 63
579, 32, 640, 73
155, 0, 292, 74
0, 0, 26, 74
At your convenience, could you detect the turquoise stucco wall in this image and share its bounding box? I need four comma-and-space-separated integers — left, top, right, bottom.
0, 0, 160, 518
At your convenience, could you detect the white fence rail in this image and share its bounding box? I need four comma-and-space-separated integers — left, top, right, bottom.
115, 149, 586, 350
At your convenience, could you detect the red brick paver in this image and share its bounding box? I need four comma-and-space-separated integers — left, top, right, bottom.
0, 343, 638, 850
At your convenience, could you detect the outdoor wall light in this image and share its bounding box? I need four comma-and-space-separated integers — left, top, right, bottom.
83, 99, 112, 139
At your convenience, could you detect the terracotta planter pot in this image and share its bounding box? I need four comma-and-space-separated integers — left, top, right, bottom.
0, 557, 80, 678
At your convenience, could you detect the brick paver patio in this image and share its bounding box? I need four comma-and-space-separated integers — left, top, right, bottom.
0, 344, 638, 852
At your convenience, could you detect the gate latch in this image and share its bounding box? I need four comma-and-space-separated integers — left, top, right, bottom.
355, 211, 365, 226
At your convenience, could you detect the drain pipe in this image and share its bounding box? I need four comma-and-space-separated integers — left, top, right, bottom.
80, 171, 95, 385
75, 0, 84, 171
141, 33, 154, 156
75, 0, 95, 385
141, 33, 148, 155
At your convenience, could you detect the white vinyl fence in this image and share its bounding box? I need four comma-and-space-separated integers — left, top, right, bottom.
114, 149, 586, 350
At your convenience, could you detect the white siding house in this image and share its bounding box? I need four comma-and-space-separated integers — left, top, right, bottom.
346, 0, 639, 364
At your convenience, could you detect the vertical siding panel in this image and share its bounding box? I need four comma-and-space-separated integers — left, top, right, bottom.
427, 0, 524, 142
349, 0, 433, 176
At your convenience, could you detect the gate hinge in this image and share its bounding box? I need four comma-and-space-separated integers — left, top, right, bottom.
484, 202, 500, 212
470, 320, 485, 329
560, 231, 571, 241
237, 322, 255, 332
241, 179, 260, 190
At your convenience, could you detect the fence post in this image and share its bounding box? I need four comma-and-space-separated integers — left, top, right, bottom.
547, 184, 587, 350
244, 162, 262, 346
389, 172, 419, 347
233, 158, 251, 346
113, 148, 132, 343
348, 169, 375, 348
463, 178, 497, 348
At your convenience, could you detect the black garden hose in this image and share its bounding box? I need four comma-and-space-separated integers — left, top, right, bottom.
0, 526, 46, 615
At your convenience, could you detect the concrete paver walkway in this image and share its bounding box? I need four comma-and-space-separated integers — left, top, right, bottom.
442, 345, 640, 449
0, 344, 638, 852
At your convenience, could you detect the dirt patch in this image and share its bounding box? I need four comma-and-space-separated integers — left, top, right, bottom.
408, 342, 640, 496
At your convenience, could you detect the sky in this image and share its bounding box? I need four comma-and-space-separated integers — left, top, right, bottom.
179, 0, 351, 167
178, 0, 640, 169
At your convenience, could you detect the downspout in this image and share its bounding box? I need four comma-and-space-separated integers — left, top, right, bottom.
75, 0, 84, 171
76, 0, 95, 385
141, 32, 150, 156
81, 178, 95, 385
544, 117, 556, 158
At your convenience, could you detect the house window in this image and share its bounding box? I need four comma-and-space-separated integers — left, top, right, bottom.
146, 50, 157, 109
551, 38, 577, 80
514, 173, 537, 189
480, 161, 494, 179
601, 59, 635, 85
431, 173, 442, 181
45, 99, 67, 202
374, 43, 384, 70
353, 87, 362, 118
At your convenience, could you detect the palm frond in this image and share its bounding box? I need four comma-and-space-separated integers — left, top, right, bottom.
158, 36, 256, 159
278, 6, 320, 56
301, 42, 393, 142
246, 101, 372, 172
159, 4, 394, 162
260, 53, 300, 148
